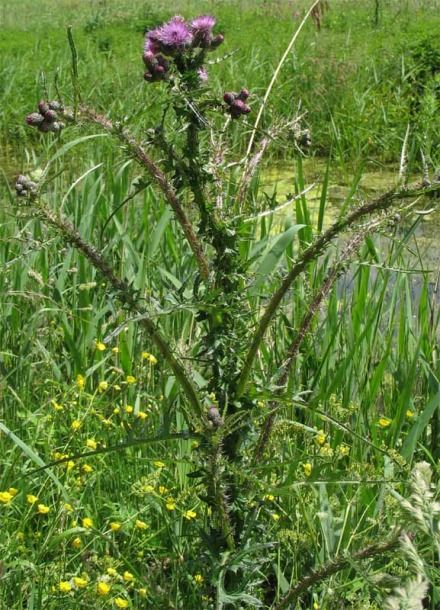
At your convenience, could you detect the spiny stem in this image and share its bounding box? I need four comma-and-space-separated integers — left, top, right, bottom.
235, 180, 440, 399
37, 204, 205, 424
273, 533, 401, 610
80, 107, 210, 282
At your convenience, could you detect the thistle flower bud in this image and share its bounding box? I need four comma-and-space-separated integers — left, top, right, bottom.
237, 89, 249, 101
26, 112, 45, 126
228, 99, 251, 119
44, 109, 58, 122
49, 101, 62, 111
210, 34, 224, 49
15, 175, 37, 198
38, 101, 50, 115
223, 92, 235, 105
207, 406, 223, 427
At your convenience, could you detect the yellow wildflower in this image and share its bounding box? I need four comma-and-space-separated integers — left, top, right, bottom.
264, 494, 275, 502
125, 405, 133, 414
64, 503, 74, 511
113, 407, 120, 415
126, 375, 136, 384
96, 341, 106, 351
73, 576, 88, 588
379, 417, 392, 427
86, 439, 98, 450
107, 567, 118, 577
337, 444, 350, 457
110, 522, 122, 531
159, 486, 168, 495
115, 598, 129, 609
27, 494, 38, 504
98, 381, 108, 392
8, 487, 18, 497
406, 410, 415, 418
97, 581, 111, 595
135, 519, 148, 530
102, 419, 112, 426
184, 509, 197, 520
51, 401, 63, 411
137, 411, 148, 420
38, 504, 50, 514
82, 464, 93, 473
139, 588, 147, 597
123, 571, 135, 582
112, 347, 119, 354
0, 491, 13, 503
194, 574, 204, 584
302, 463, 312, 477
82, 517, 93, 529
71, 420, 81, 431
320, 444, 334, 457
76, 374, 85, 390
59, 581, 72, 593
272, 513, 280, 521
148, 354, 157, 365
166, 499, 176, 511
114, 384, 121, 391
316, 429, 326, 445
142, 351, 150, 359
66, 460, 75, 471
154, 461, 165, 468
72, 537, 82, 549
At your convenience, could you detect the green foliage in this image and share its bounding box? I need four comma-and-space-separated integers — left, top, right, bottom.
1, 2, 440, 610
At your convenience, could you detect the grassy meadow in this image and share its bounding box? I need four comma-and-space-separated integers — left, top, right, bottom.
1, 1, 440, 609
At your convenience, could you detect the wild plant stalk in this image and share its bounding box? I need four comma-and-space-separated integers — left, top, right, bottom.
12, 5, 440, 608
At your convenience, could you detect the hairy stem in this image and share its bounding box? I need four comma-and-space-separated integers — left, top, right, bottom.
80, 107, 210, 281
273, 533, 401, 610
235, 180, 440, 398
37, 204, 205, 423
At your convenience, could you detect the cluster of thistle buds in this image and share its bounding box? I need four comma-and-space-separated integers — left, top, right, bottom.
223, 89, 251, 119
26, 101, 66, 133
142, 15, 224, 82
15, 175, 38, 199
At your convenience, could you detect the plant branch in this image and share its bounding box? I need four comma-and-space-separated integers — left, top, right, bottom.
37, 203, 205, 424
80, 107, 210, 281
273, 533, 401, 610
235, 180, 440, 398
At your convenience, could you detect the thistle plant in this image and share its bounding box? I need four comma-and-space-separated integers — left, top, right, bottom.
10, 5, 440, 609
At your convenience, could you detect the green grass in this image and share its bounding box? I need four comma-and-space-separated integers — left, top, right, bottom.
1, 2, 440, 609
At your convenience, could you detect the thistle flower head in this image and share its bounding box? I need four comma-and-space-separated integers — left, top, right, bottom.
190, 15, 217, 47
148, 16, 192, 55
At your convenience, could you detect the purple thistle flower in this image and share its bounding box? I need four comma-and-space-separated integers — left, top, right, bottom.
197, 67, 209, 81
191, 15, 216, 32
190, 15, 216, 47
148, 16, 192, 55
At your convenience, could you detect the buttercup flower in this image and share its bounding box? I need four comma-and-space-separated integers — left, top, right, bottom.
110, 522, 122, 531
38, 504, 50, 514
135, 519, 148, 529
59, 581, 72, 593
0, 491, 13, 504
115, 598, 129, 609
184, 509, 197, 520
82, 517, 93, 529
97, 581, 111, 595
194, 573, 204, 584
96, 341, 106, 351
73, 576, 88, 588
123, 571, 135, 582
27, 494, 38, 504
